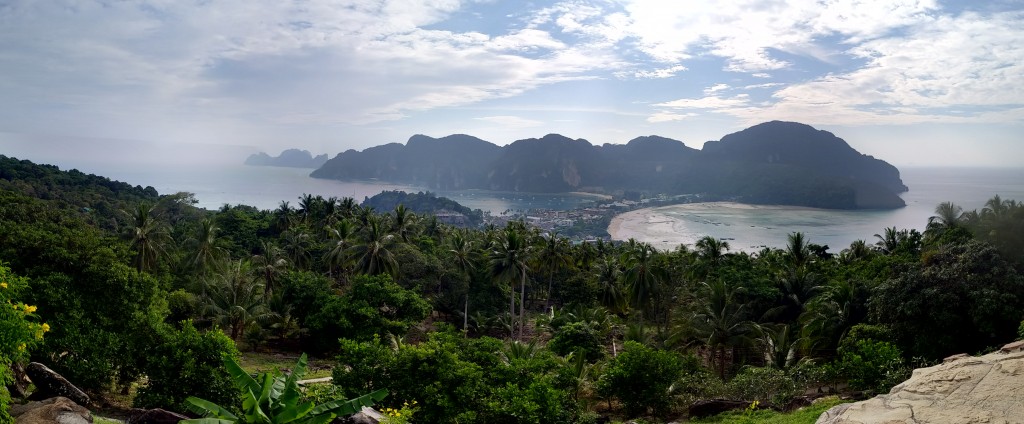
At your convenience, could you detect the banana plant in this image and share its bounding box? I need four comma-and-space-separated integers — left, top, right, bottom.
182, 353, 387, 424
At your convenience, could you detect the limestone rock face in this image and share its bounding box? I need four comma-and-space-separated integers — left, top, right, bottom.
817, 347, 1024, 424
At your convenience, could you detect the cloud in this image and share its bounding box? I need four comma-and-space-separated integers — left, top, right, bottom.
646, 112, 697, 123
656, 95, 751, 109
474, 115, 544, 128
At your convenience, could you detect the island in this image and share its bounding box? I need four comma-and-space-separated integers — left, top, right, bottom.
311, 121, 907, 210
245, 149, 328, 168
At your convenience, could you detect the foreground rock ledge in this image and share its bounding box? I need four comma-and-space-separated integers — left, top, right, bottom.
817, 347, 1024, 424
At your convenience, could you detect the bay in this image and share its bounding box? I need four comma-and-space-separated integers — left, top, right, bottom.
608, 167, 1024, 252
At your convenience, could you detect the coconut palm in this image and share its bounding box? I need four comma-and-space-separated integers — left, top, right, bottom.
448, 229, 477, 331
203, 259, 277, 341
490, 224, 533, 340
537, 232, 573, 311
273, 201, 296, 233
123, 202, 169, 273
281, 230, 312, 270
324, 219, 356, 281
620, 241, 663, 331
391, 204, 417, 243
687, 279, 754, 379
351, 215, 398, 277
188, 218, 228, 275
785, 232, 811, 268
252, 240, 288, 297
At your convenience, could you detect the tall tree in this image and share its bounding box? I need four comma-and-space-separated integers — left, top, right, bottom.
687, 279, 754, 379
252, 240, 288, 297
203, 259, 276, 341
537, 232, 572, 312
324, 219, 356, 281
447, 229, 477, 332
490, 224, 533, 340
187, 218, 228, 276
620, 241, 663, 331
351, 215, 399, 277
123, 202, 169, 273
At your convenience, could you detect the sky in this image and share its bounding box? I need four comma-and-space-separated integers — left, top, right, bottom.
1, 0, 1022, 167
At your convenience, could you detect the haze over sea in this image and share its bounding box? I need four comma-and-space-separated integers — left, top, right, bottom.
3, 144, 1022, 252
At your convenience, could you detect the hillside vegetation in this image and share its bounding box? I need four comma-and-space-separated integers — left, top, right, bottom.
2, 156, 1022, 423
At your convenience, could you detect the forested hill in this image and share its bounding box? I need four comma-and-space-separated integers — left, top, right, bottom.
311, 121, 908, 210
245, 149, 328, 168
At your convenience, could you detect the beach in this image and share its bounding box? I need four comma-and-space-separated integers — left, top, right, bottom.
608, 202, 770, 251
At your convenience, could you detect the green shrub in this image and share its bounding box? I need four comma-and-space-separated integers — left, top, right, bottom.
548, 322, 604, 362
182, 354, 386, 424
0, 265, 47, 424
1018, 319, 1024, 340
133, 321, 239, 410
835, 339, 909, 393
725, 367, 798, 409
306, 274, 430, 354
596, 341, 684, 417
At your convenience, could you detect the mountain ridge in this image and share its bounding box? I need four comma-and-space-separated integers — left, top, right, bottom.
245, 149, 328, 168
310, 121, 908, 209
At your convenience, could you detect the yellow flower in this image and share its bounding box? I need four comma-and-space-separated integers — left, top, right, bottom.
42, 323, 50, 332
1, 282, 7, 289
17, 343, 26, 351
24, 305, 37, 313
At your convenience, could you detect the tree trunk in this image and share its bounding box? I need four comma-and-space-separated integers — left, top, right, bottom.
464, 293, 469, 334
510, 279, 516, 340
518, 269, 526, 341
545, 268, 554, 312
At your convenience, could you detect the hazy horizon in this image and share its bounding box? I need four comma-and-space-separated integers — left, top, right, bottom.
1, 1, 1022, 168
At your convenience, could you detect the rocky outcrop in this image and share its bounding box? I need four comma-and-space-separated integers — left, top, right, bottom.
816, 342, 1024, 424
127, 408, 190, 424
25, 363, 90, 406
10, 397, 91, 424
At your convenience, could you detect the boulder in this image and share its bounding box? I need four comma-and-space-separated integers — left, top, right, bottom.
688, 399, 751, 418
340, 407, 383, 424
816, 349, 1024, 423
10, 397, 91, 424
25, 363, 90, 406
127, 408, 190, 424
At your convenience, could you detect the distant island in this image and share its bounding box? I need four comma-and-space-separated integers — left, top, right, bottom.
245, 149, 328, 168
310, 121, 908, 210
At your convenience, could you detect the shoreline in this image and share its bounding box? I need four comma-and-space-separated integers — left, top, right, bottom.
606, 201, 841, 252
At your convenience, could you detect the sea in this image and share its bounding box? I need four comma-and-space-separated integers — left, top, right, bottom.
611, 167, 1024, 252
3, 146, 1023, 252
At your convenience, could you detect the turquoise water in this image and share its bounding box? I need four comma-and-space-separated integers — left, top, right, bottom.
617, 167, 1024, 252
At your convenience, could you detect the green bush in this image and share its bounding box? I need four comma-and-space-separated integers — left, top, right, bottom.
596, 341, 684, 417
835, 339, 909, 393
133, 321, 239, 410
548, 322, 604, 362
306, 274, 430, 354
725, 367, 798, 409
0, 265, 47, 424
1018, 319, 1024, 340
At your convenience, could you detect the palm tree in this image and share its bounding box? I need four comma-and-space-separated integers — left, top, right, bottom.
926, 201, 964, 241
351, 215, 398, 277
281, 230, 312, 270
448, 230, 477, 332
694, 235, 730, 278
595, 258, 623, 314
785, 232, 811, 268
620, 241, 663, 331
766, 267, 824, 324
490, 224, 533, 340
203, 259, 277, 341
123, 202, 169, 273
391, 204, 417, 243
537, 232, 572, 312
188, 218, 228, 275
324, 219, 356, 281
273, 201, 296, 233
252, 240, 288, 297
687, 279, 754, 379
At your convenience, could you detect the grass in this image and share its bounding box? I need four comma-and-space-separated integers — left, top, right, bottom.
690, 397, 847, 424
237, 351, 334, 380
